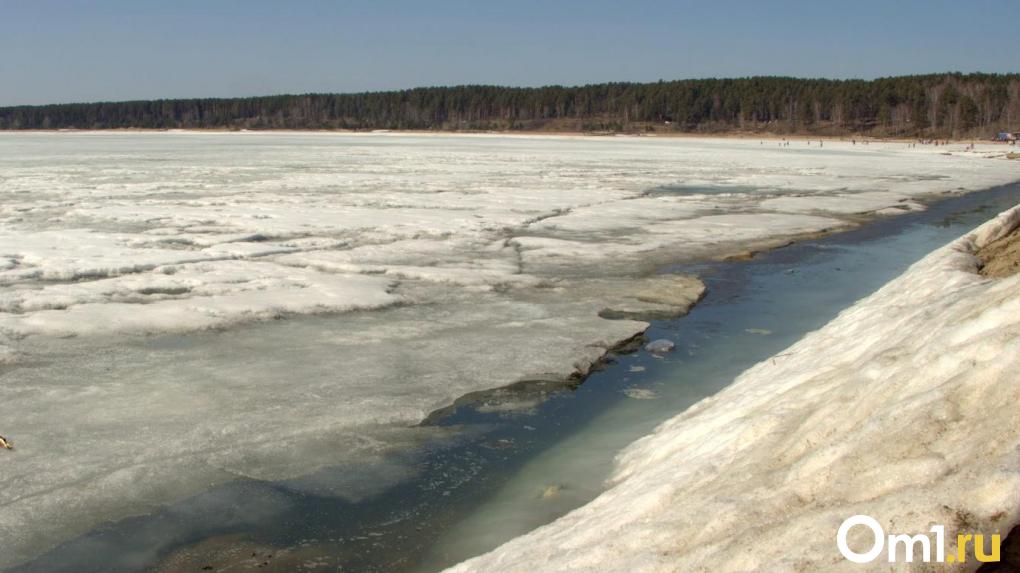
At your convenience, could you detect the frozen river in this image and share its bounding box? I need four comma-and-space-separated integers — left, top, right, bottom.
0, 132, 1017, 569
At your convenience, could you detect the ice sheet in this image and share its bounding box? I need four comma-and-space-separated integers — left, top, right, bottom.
0, 132, 1017, 568
0, 287, 649, 568
447, 204, 1020, 573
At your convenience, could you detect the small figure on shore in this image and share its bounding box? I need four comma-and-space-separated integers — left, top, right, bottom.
0, 435, 13, 450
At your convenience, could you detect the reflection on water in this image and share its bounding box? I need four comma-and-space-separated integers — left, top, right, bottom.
12, 183, 1020, 573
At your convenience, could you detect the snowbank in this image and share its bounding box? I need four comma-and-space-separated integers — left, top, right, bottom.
447, 205, 1020, 572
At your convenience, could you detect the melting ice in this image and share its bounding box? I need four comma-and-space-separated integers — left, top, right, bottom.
0, 132, 1017, 568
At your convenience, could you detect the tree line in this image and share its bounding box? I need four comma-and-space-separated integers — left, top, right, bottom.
2, 73, 1018, 137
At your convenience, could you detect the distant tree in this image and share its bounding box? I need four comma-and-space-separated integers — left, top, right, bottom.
959, 95, 979, 131
1, 73, 1017, 137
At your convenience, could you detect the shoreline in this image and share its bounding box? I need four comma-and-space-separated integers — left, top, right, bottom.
4, 127, 1019, 145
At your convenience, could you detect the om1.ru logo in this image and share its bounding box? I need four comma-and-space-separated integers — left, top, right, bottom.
837, 515, 1000, 564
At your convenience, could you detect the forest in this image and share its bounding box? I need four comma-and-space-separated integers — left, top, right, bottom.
2, 73, 1018, 137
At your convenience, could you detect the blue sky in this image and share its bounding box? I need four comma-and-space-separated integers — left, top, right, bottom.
1, 0, 1016, 106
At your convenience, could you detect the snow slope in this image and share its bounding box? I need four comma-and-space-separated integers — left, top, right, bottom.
447, 205, 1020, 572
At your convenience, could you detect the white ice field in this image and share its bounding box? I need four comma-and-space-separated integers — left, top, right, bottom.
0, 132, 1017, 568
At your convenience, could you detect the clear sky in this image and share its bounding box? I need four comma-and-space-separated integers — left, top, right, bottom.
2, 0, 1017, 106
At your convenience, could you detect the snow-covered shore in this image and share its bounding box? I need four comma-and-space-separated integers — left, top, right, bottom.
447, 205, 1020, 572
